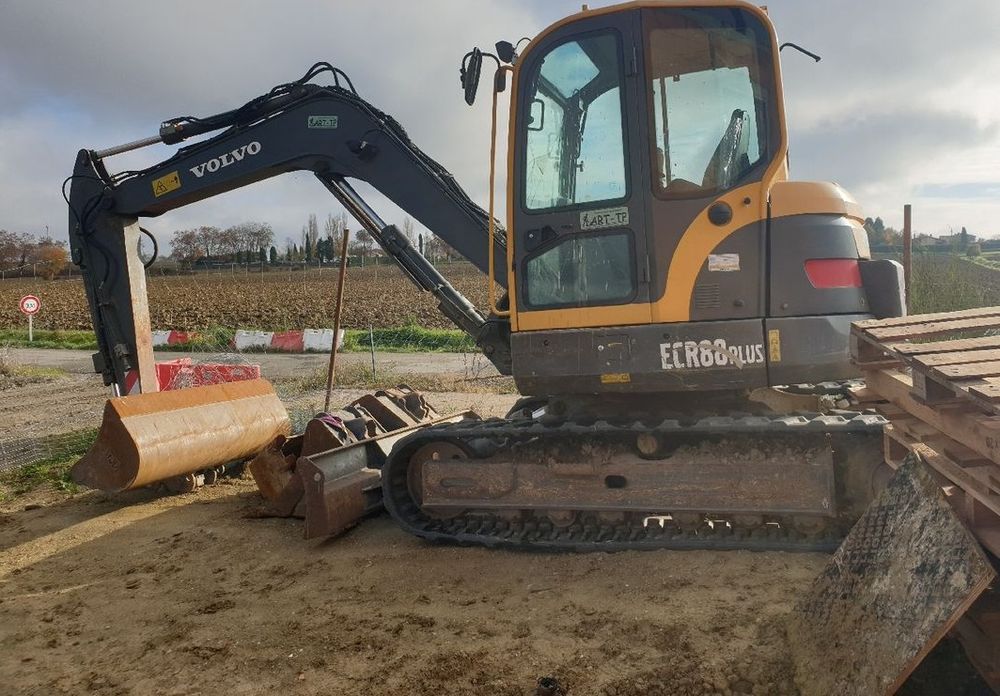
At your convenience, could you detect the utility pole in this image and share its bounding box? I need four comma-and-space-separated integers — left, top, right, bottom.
903, 204, 912, 313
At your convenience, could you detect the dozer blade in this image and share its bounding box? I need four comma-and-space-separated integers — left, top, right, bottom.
72, 378, 290, 492
298, 410, 475, 539
249, 386, 479, 539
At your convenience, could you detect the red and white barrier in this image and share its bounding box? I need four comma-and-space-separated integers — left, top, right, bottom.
150, 330, 198, 348
150, 328, 345, 353
123, 359, 261, 394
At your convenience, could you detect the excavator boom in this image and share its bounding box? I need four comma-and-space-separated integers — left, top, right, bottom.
67, 63, 511, 396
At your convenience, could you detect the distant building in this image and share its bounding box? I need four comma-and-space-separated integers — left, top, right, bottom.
912, 232, 977, 248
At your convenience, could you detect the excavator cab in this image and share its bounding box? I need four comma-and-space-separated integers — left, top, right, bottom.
476, 3, 904, 398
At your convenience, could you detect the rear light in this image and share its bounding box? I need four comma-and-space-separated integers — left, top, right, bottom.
804, 259, 862, 288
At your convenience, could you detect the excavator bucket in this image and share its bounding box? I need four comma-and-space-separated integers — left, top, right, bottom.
71, 378, 291, 492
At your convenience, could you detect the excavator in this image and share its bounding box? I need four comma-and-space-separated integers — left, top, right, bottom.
66, 0, 905, 552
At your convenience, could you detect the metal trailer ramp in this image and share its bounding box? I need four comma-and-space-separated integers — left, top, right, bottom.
788, 454, 995, 695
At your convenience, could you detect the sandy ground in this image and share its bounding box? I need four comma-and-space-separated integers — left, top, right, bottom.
0, 357, 992, 694
1, 481, 820, 696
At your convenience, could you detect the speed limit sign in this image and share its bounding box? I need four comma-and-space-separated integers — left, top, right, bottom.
19, 295, 40, 315
19, 295, 40, 342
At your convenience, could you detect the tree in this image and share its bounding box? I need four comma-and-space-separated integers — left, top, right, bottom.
302, 213, 320, 262
269, 245, 278, 265
425, 232, 456, 262
170, 229, 203, 266
30, 237, 68, 280
402, 216, 417, 246
348, 229, 374, 259
0, 230, 32, 270
324, 212, 348, 255
958, 226, 971, 252
194, 226, 222, 261
224, 221, 273, 261
863, 216, 890, 247
316, 237, 329, 263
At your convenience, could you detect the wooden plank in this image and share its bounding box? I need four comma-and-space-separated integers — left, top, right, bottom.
911, 371, 962, 404
865, 316, 1000, 342
787, 456, 995, 696
865, 369, 1000, 465
850, 331, 894, 364
854, 306, 1000, 330
890, 335, 1000, 356
936, 360, 1000, 380
849, 385, 885, 404
914, 348, 1000, 367
911, 443, 1000, 519
971, 383, 1000, 403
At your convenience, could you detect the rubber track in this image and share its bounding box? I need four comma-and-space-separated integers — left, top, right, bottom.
382, 411, 887, 553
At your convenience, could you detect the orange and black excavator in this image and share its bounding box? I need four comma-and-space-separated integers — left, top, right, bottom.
67, 1, 904, 550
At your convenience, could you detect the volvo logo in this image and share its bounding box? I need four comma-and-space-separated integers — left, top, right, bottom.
189, 141, 262, 178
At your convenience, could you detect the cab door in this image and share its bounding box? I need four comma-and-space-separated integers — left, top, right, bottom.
509, 9, 652, 332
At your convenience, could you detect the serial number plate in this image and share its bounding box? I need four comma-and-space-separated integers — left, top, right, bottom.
307, 115, 339, 129
580, 206, 629, 230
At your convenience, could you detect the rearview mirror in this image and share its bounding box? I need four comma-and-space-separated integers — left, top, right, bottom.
461, 48, 483, 106
495, 40, 516, 64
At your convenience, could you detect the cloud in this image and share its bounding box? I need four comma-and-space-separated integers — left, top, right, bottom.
0, 0, 540, 241
790, 109, 993, 188
915, 182, 1000, 199
1, 0, 998, 245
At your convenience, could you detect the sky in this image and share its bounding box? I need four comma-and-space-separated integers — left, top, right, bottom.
1, 0, 997, 250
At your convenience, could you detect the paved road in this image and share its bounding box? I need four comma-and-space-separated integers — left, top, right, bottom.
10, 348, 496, 380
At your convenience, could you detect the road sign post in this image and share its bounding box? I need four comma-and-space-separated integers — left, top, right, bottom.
19, 295, 40, 343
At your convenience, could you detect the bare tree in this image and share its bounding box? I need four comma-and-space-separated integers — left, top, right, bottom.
171, 229, 203, 267
402, 216, 417, 245
324, 212, 347, 252
424, 232, 456, 262
194, 226, 222, 261
225, 221, 273, 261
0, 230, 32, 271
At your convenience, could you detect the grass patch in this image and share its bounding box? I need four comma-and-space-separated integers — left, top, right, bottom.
909, 256, 999, 314
342, 325, 474, 353
0, 328, 98, 350
0, 428, 96, 499
0, 324, 474, 353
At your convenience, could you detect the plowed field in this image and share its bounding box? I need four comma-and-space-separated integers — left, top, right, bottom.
0, 263, 490, 332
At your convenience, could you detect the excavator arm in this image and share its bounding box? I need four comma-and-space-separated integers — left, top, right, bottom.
67, 63, 510, 394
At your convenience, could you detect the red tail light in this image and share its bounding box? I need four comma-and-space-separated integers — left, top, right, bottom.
804, 259, 862, 288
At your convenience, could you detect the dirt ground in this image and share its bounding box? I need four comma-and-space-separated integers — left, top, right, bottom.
0, 371, 992, 694
1, 480, 820, 696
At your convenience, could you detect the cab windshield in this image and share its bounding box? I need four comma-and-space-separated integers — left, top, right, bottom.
523, 32, 627, 211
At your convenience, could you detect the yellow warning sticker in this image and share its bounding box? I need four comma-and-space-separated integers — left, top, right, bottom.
600, 372, 631, 384
768, 329, 782, 362
152, 171, 181, 197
